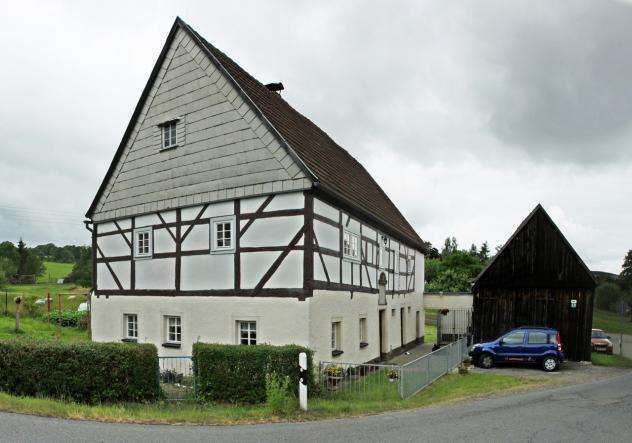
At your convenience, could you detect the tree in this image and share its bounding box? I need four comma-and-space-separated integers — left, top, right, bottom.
468, 244, 478, 257
0, 257, 16, 287
595, 282, 623, 312
441, 237, 458, 257
68, 246, 92, 288
621, 250, 632, 290
478, 242, 490, 263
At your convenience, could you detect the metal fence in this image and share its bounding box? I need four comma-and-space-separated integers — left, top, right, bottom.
319, 337, 470, 401
158, 356, 196, 401
399, 336, 469, 399
318, 361, 401, 401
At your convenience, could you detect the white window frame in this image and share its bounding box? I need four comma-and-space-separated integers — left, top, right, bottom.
210, 215, 236, 253
124, 314, 138, 340
237, 320, 257, 345
133, 227, 152, 259
359, 316, 368, 347
343, 230, 360, 262
161, 121, 178, 149
331, 321, 342, 352
165, 316, 182, 344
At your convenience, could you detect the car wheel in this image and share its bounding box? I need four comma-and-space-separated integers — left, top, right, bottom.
478, 353, 493, 369
542, 356, 558, 372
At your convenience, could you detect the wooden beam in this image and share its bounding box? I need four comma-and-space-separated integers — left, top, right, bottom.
95, 244, 123, 291
252, 226, 305, 296
180, 204, 209, 243
234, 199, 241, 290
239, 195, 274, 239
304, 193, 314, 292
313, 232, 330, 284
156, 212, 177, 243
113, 220, 132, 248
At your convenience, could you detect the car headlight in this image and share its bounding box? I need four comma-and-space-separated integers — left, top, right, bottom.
470, 344, 479, 353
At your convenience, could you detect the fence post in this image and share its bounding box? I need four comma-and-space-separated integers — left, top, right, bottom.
299, 352, 308, 411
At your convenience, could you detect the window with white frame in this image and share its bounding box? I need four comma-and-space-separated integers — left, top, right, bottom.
134, 227, 152, 259
124, 314, 138, 340
211, 216, 235, 252
359, 317, 368, 347
343, 231, 359, 261
162, 121, 177, 149
165, 316, 182, 344
331, 321, 342, 354
238, 321, 257, 345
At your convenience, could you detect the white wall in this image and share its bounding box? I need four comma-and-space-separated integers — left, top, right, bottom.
92, 295, 310, 357
423, 293, 473, 310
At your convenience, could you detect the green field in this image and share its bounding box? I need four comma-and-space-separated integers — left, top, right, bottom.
0, 316, 88, 342
592, 309, 632, 336
37, 261, 74, 284
591, 352, 632, 368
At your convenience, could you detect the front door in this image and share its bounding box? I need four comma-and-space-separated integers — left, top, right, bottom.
400, 308, 405, 347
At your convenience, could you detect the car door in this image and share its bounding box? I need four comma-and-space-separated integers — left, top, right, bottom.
524, 330, 549, 362
495, 331, 526, 362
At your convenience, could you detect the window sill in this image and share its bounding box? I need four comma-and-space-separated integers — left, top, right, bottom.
332, 349, 344, 357
121, 338, 137, 343
162, 342, 181, 349
160, 144, 179, 152
359, 342, 369, 348
210, 248, 235, 255
133, 255, 153, 261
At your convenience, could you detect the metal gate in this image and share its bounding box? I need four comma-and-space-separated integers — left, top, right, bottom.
158, 356, 196, 401
437, 308, 472, 344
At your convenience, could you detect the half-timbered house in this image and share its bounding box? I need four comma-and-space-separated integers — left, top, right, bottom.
472, 205, 596, 361
86, 18, 427, 363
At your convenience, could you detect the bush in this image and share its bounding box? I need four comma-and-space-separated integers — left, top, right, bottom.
596, 282, 623, 312
47, 310, 88, 329
193, 343, 314, 404
265, 372, 295, 415
0, 340, 158, 404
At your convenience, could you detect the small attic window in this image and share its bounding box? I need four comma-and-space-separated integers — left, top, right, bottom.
161, 121, 178, 149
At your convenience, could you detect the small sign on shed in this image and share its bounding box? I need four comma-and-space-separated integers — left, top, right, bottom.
570, 299, 577, 308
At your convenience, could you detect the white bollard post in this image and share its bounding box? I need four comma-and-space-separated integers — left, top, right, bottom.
299, 352, 308, 411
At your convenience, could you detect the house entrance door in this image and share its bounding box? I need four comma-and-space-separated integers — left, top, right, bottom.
379, 309, 386, 360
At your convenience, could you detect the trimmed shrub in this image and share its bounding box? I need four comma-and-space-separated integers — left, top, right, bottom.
47, 310, 88, 329
0, 340, 158, 404
193, 343, 314, 404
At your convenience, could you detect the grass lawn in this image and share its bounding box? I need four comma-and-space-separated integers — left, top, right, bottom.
0, 372, 539, 425
425, 324, 437, 344
0, 315, 88, 342
37, 262, 74, 284
592, 309, 632, 336
591, 352, 632, 368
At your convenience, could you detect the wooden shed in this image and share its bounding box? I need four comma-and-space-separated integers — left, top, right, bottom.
472, 205, 596, 361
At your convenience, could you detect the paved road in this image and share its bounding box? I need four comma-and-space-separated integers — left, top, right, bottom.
2, 372, 631, 443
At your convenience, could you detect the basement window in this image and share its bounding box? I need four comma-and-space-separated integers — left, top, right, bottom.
133, 227, 152, 259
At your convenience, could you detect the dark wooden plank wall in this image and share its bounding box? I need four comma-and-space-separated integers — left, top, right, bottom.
473, 287, 593, 361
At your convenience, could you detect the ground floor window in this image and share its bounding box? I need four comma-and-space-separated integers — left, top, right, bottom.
332, 321, 342, 356
125, 314, 138, 339
359, 317, 368, 348
165, 316, 182, 344
238, 320, 257, 345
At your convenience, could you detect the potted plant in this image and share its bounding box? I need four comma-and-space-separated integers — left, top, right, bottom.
388, 368, 398, 382
325, 364, 343, 390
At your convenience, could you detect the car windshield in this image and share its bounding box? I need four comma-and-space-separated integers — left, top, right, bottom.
591, 330, 606, 338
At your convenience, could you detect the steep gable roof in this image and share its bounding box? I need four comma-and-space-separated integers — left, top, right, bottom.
473, 204, 597, 291
87, 17, 426, 251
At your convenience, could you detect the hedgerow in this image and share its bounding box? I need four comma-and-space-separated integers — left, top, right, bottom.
0, 340, 158, 404
193, 343, 314, 404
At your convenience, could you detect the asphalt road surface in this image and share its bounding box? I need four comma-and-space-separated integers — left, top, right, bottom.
2, 372, 631, 443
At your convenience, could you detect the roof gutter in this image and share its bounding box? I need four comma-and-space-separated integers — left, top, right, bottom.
314, 182, 428, 254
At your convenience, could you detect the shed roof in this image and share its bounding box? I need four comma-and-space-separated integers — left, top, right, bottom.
472, 204, 597, 291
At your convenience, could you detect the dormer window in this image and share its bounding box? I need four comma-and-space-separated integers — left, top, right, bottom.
162, 121, 177, 149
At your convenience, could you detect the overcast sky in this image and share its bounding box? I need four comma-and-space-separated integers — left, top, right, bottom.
1, 0, 630, 273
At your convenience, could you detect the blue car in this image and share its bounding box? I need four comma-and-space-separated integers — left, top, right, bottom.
469, 327, 564, 372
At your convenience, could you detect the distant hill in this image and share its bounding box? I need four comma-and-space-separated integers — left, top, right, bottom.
592, 271, 619, 281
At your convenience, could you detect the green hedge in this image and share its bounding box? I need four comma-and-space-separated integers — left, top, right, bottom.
0, 340, 158, 404
47, 311, 88, 329
193, 343, 314, 404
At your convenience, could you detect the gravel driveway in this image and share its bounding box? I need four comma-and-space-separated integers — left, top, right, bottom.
471, 360, 629, 385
